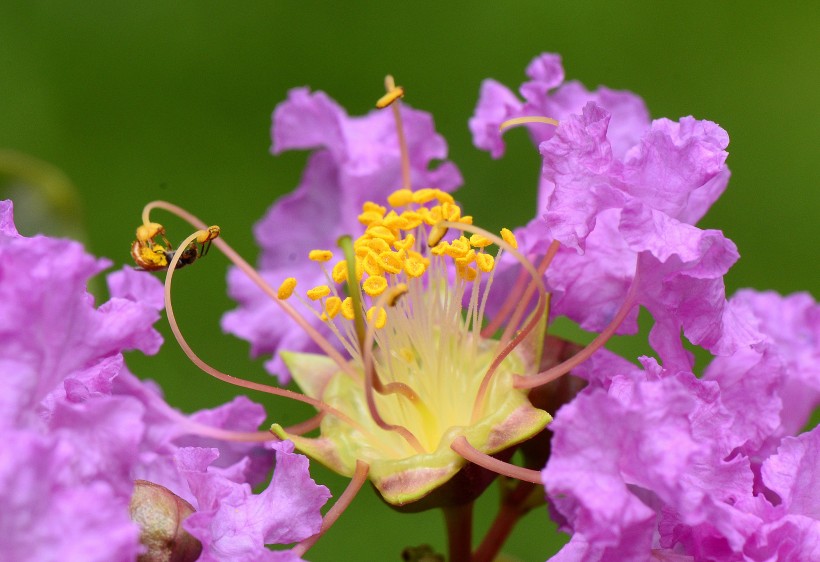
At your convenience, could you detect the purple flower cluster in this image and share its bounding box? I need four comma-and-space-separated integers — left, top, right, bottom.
223, 53, 818, 559
472, 53, 819, 559
0, 201, 329, 561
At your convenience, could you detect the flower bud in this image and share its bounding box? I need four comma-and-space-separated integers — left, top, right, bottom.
129, 480, 202, 562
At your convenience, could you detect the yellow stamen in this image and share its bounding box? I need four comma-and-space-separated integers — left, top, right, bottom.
388, 189, 414, 207
469, 234, 492, 248
500, 228, 518, 250
378, 251, 404, 274
363, 275, 388, 297
376, 85, 405, 109
341, 297, 356, 320
404, 257, 426, 278
278, 277, 297, 300
309, 249, 334, 262
476, 252, 495, 272
325, 296, 342, 319
307, 285, 331, 301
366, 306, 387, 329
332, 260, 349, 283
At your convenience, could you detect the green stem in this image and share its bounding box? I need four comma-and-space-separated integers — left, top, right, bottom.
442, 502, 473, 562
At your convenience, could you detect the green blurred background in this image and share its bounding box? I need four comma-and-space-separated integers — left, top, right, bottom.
1, 2, 817, 560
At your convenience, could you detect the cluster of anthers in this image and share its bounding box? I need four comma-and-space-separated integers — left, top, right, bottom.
279, 187, 519, 333
130, 77, 635, 561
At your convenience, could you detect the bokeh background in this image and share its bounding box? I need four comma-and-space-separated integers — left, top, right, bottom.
1, 2, 817, 560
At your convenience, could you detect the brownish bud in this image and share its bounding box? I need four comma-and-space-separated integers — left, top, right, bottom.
129, 480, 203, 562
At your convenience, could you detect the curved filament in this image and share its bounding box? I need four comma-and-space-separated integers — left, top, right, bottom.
514, 269, 641, 389
450, 436, 542, 484
163, 230, 371, 436
142, 200, 360, 382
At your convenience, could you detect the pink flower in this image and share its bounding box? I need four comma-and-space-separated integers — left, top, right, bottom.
471, 53, 743, 371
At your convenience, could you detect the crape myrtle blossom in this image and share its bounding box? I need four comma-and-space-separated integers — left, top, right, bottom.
130, 55, 818, 560
0, 200, 329, 561
471, 53, 744, 372
223, 88, 462, 382
469, 54, 819, 558
543, 291, 820, 560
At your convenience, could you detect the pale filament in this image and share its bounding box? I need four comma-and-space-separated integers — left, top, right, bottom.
384, 74, 411, 191
434, 221, 550, 423
163, 230, 374, 438
499, 115, 559, 132
514, 269, 641, 389
500, 240, 560, 346
480, 265, 529, 338
361, 286, 427, 455
141, 200, 360, 383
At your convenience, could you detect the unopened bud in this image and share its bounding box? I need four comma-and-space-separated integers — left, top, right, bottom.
129, 480, 202, 562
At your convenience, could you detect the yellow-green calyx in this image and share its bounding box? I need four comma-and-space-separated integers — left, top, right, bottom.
271, 189, 551, 507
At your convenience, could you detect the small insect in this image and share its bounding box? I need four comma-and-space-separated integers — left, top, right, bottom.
131, 223, 220, 272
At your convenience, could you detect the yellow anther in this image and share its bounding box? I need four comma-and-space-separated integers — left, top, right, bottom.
444, 237, 471, 258
460, 216, 473, 225
366, 238, 392, 253
393, 234, 415, 252
363, 275, 388, 296
376, 86, 405, 109
457, 264, 478, 282
278, 277, 297, 300
382, 211, 408, 230
428, 224, 449, 247
136, 222, 165, 244
388, 188, 414, 207
404, 256, 426, 278
362, 251, 383, 277
399, 211, 423, 229
367, 306, 387, 329
387, 283, 409, 306
423, 206, 443, 225
363, 201, 387, 216
434, 190, 455, 204
196, 225, 221, 244
440, 202, 461, 222
341, 297, 356, 320
308, 249, 334, 262
469, 234, 492, 248
367, 225, 396, 244
412, 188, 439, 205
455, 249, 476, 266
378, 251, 404, 274
325, 296, 342, 319
306, 285, 331, 301
476, 252, 495, 272
354, 240, 371, 257
331, 260, 349, 284
430, 242, 448, 256
358, 211, 384, 226
501, 228, 518, 250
